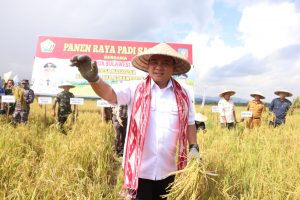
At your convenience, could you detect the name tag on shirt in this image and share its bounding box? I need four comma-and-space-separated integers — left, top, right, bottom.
241, 111, 253, 118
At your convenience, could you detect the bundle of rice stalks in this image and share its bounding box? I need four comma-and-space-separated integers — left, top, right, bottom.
165, 159, 219, 200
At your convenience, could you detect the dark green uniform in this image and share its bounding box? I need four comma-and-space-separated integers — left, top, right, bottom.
56, 90, 74, 128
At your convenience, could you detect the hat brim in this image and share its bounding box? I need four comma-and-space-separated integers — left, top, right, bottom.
219, 91, 235, 97
195, 113, 208, 122
275, 91, 292, 97
250, 94, 265, 99
132, 53, 191, 75
58, 85, 75, 89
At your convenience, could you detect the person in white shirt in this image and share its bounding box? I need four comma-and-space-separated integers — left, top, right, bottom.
70, 43, 201, 200
218, 89, 237, 130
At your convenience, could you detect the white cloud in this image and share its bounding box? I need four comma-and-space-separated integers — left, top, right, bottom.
238, 1, 300, 59
183, 32, 246, 72
183, 1, 300, 100
0, 0, 214, 79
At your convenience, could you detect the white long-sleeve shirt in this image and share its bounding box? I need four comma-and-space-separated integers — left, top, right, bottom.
218, 98, 235, 123
113, 78, 195, 180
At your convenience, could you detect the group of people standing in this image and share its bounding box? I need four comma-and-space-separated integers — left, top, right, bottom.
0, 79, 35, 125
217, 89, 293, 129
0, 41, 295, 200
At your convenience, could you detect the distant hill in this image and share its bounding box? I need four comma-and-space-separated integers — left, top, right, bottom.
195, 96, 248, 105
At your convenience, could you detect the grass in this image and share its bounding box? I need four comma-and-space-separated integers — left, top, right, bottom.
0, 101, 300, 199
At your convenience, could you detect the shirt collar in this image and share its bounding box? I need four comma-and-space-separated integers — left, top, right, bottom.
150, 78, 173, 90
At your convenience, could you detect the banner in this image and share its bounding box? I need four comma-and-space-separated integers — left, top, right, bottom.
31, 36, 194, 98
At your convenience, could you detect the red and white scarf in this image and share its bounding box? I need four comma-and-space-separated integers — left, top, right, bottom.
123, 76, 190, 196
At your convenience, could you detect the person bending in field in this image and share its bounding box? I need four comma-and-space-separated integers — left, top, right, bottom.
244, 91, 266, 129
269, 89, 292, 127
218, 89, 237, 130
70, 43, 201, 200
52, 83, 75, 134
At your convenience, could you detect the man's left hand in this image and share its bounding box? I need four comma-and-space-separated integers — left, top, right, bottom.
188, 144, 202, 161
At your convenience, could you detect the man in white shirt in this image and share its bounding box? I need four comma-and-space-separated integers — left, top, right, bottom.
218, 89, 237, 130
70, 43, 200, 200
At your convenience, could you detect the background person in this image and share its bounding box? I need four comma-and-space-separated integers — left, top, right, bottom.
12, 79, 35, 125
52, 83, 75, 133
112, 105, 128, 156
269, 89, 292, 127
70, 43, 200, 200
0, 79, 5, 114
245, 91, 265, 129
0, 79, 15, 115
218, 89, 237, 130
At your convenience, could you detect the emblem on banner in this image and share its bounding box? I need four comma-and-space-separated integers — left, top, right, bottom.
177, 48, 188, 59
40, 39, 56, 53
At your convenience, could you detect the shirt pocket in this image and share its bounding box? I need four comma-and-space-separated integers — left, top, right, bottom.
159, 102, 179, 114
150, 96, 156, 111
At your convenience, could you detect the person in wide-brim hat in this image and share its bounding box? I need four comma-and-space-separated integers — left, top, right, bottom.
58, 83, 75, 89
269, 89, 293, 127
53, 82, 75, 134
131, 43, 191, 75
250, 91, 265, 99
274, 89, 293, 97
219, 89, 236, 97
218, 89, 237, 130
245, 91, 266, 129
70, 42, 199, 199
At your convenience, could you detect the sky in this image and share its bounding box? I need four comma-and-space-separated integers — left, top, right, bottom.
0, 0, 299, 102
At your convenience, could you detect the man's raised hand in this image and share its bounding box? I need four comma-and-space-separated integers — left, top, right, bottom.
70, 55, 99, 83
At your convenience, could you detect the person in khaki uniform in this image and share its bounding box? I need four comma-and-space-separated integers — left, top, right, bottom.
245, 91, 266, 128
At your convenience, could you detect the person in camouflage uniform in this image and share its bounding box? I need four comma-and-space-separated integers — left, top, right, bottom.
52, 83, 75, 133
13, 79, 35, 125
112, 105, 128, 156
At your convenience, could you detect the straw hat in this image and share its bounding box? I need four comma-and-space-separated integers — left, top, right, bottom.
195, 113, 208, 122
274, 89, 293, 97
58, 82, 75, 89
250, 91, 265, 99
131, 43, 191, 75
219, 89, 236, 97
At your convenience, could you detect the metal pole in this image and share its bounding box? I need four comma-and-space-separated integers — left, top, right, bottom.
44, 104, 47, 126
6, 104, 10, 123
74, 105, 78, 123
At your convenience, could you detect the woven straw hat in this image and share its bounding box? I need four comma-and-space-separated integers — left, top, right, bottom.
274, 89, 293, 97
250, 91, 265, 99
219, 89, 236, 97
58, 82, 75, 89
195, 112, 208, 122
131, 43, 191, 75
